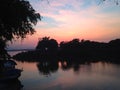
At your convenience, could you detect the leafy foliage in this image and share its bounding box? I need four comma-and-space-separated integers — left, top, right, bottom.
36, 37, 58, 52
101, 0, 120, 5
13, 38, 120, 63
0, 0, 41, 41
0, 0, 40, 59
0, 39, 9, 60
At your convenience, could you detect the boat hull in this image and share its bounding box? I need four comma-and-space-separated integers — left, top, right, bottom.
0, 69, 22, 82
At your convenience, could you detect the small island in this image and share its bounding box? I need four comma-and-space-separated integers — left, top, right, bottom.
13, 37, 120, 63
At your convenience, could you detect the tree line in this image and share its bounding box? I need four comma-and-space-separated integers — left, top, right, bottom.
0, 0, 119, 60
13, 37, 120, 63
0, 0, 40, 60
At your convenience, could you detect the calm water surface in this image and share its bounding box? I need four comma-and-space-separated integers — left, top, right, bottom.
14, 61, 120, 90
5, 51, 120, 90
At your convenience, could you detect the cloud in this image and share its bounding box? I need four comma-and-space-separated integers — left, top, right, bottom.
9, 0, 120, 49
35, 1, 120, 41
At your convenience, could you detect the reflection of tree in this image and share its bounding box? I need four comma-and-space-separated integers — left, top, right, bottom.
37, 61, 58, 76
34, 55, 92, 75
0, 79, 23, 90
59, 57, 91, 74
60, 61, 85, 73
60, 61, 72, 71
73, 62, 80, 72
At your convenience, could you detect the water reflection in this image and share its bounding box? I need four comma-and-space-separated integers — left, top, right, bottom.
36, 60, 93, 76
60, 61, 72, 71
37, 61, 58, 76
36, 60, 120, 77
0, 79, 23, 90
14, 59, 120, 90
15, 57, 120, 77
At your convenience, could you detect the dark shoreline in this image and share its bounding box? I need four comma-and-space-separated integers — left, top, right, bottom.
12, 38, 120, 63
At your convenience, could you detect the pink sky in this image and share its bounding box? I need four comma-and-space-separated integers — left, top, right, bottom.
8, 0, 120, 49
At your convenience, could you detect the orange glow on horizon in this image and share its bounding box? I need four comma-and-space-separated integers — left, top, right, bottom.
8, 0, 120, 49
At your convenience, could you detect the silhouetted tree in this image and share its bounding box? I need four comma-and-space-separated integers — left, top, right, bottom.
13, 38, 120, 63
0, 0, 41, 59
36, 37, 50, 51
0, 39, 9, 60
101, 0, 120, 5
36, 37, 58, 53
109, 39, 120, 47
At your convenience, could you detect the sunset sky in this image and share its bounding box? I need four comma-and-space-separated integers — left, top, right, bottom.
9, 0, 120, 49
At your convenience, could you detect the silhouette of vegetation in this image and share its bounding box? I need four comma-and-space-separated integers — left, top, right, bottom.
13, 38, 120, 76
59, 38, 120, 63
101, 0, 120, 5
37, 61, 58, 76
42, 0, 120, 5
0, 0, 40, 60
0, 39, 10, 60
36, 60, 91, 75
13, 38, 120, 63
36, 37, 58, 54
0, 79, 23, 90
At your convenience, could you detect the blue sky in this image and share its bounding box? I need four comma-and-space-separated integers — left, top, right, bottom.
8, 0, 120, 49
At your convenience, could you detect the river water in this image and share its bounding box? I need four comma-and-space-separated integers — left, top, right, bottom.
3, 51, 120, 90
15, 61, 120, 90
